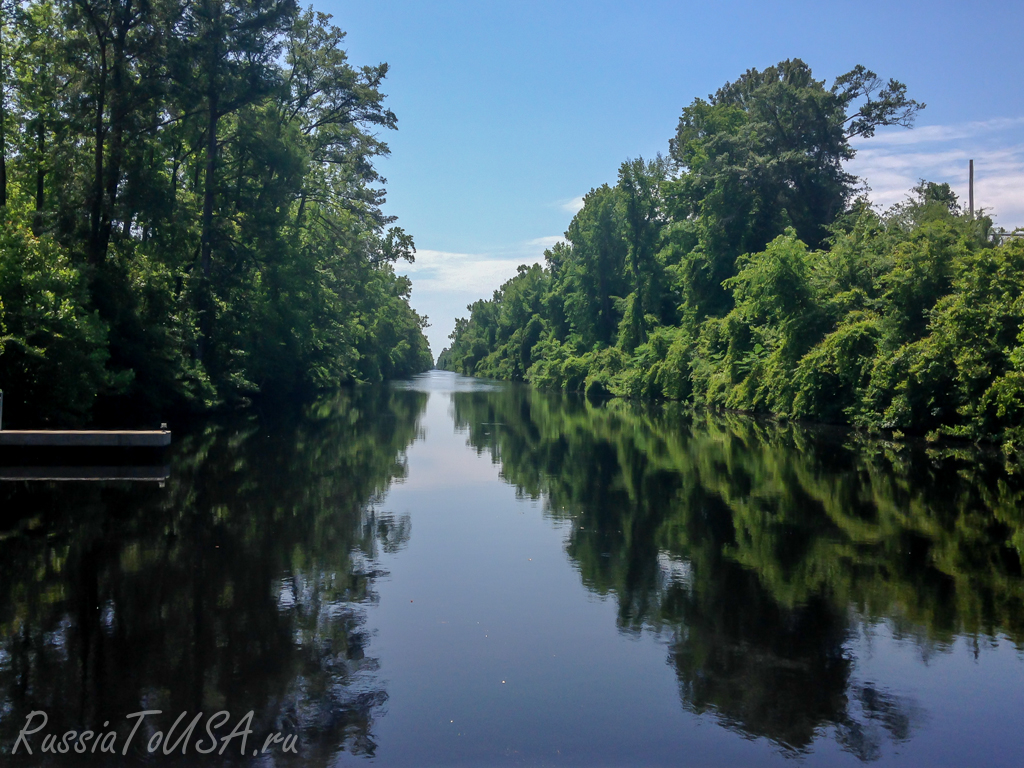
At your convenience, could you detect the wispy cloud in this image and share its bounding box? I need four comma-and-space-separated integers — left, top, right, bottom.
854, 117, 1024, 148
559, 196, 585, 214
848, 117, 1024, 227
402, 236, 561, 293
527, 235, 567, 251
402, 250, 526, 294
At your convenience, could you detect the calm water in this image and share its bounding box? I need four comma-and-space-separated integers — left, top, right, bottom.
2, 370, 1023, 766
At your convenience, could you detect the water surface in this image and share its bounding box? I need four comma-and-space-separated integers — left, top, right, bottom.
2, 371, 1023, 766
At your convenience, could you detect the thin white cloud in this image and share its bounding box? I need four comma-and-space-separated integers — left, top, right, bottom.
856, 117, 1024, 148
402, 249, 526, 294
527, 235, 567, 251
405, 235, 562, 295
559, 196, 585, 214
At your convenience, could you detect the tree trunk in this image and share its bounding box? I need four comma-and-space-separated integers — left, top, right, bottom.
100, 17, 130, 257
31, 118, 45, 234
199, 99, 218, 278
197, 78, 219, 362
0, 15, 7, 209
200, 93, 218, 279
35, 119, 45, 210
1, 95, 7, 209
90, 36, 108, 264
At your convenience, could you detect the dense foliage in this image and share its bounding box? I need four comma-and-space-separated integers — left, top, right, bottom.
452, 386, 1024, 756
441, 60, 1024, 446
0, 0, 432, 426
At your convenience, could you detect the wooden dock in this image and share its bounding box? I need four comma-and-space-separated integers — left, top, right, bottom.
0, 429, 171, 447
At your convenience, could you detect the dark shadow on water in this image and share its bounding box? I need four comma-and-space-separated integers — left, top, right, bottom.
0, 386, 428, 765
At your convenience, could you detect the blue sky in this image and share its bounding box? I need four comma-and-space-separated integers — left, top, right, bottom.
319, 0, 1024, 357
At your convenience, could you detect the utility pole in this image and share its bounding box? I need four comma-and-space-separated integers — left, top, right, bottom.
969, 159, 975, 218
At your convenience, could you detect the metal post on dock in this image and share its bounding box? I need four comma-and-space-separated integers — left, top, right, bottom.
969, 159, 974, 219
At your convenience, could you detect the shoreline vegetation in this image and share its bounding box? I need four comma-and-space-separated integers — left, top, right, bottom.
439, 60, 1024, 456
0, 0, 432, 429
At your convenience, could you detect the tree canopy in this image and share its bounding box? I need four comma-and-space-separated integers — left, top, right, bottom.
0, 0, 432, 426
442, 60, 1024, 451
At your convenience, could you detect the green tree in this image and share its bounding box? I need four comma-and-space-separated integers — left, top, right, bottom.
0, 216, 122, 425
0, 0, 431, 425
667, 59, 922, 320
617, 156, 668, 351
560, 184, 628, 348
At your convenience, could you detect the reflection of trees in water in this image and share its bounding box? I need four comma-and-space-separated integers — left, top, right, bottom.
0, 388, 426, 765
663, 561, 914, 760
452, 387, 1024, 759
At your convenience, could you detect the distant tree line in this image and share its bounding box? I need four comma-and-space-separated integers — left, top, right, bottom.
440, 60, 1024, 449
0, 0, 432, 427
